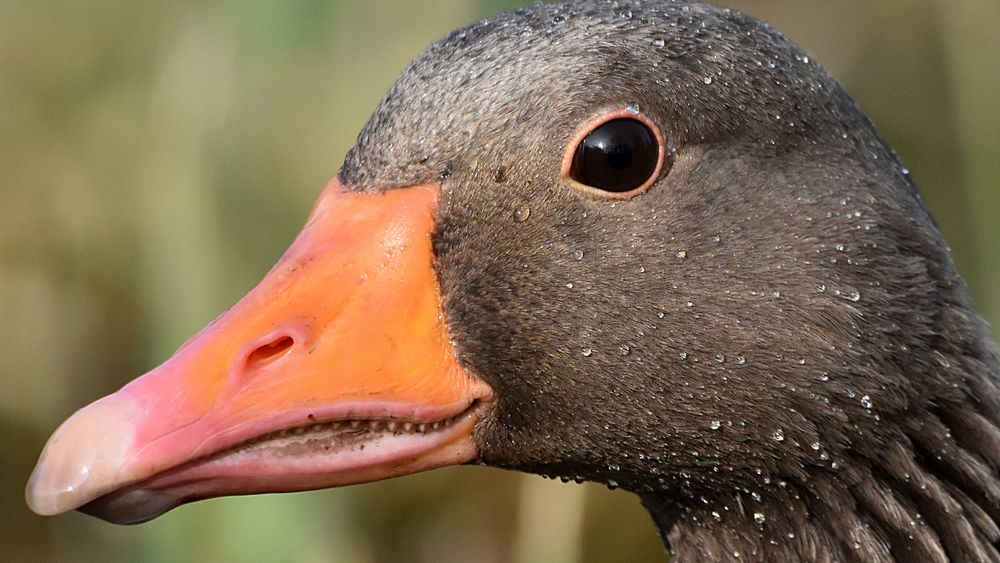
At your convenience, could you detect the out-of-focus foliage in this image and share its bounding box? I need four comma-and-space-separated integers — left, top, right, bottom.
2, 1, 996, 561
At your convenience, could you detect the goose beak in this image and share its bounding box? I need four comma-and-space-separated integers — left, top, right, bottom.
26, 176, 494, 524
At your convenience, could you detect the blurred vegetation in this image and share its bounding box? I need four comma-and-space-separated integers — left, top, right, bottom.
2, 1, 997, 562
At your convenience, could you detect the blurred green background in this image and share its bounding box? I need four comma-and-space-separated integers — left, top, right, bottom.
2, 1, 998, 561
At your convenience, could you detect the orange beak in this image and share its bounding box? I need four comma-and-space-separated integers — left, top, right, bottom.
25, 177, 494, 524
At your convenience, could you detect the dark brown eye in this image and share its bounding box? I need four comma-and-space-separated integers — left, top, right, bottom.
570, 117, 660, 194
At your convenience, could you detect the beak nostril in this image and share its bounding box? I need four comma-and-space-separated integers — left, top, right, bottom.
246, 336, 295, 370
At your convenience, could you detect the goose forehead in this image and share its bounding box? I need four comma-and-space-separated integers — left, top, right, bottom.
341, 0, 839, 190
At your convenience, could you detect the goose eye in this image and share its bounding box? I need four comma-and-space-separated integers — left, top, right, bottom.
569, 117, 662, 194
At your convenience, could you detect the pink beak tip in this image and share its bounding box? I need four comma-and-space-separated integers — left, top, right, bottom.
26, 394, 139, 517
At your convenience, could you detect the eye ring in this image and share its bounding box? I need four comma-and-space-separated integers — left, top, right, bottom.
561, 109, 668, 200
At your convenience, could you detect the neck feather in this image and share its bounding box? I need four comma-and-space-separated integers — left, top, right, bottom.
643, 396, 1000, 562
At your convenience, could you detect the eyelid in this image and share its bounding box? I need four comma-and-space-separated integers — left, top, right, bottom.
561, 109, 668, 200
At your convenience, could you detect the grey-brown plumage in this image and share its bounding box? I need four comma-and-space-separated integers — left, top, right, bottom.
342, 1, 1000, 561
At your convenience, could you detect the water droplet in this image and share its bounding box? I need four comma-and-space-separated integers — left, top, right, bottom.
551, 14, 565, 24
735, 355, 746, 365
492, 166, 507, 183
678, 351, 689, 361
771, 290, 782, 299
771, 429, 785, 442
573, 250, 584, 260
651, 38, 665, 47
810, 442, 821, 451
675, 249, 688, 259
513, 204, 531, 222
703, 75, 714, 85
819, 372, 830, 382
753, 512, 766, 525
618, 9, 632, 20
711, 511, 722, 521
607, 480, 619, 490
618, 344, 631, 356
861, 395, 873, 409
714, 354, 726, 364
624, 102, 640, 114
638, 266, 646, 273
581, 348, 593, 357
815, 284, 827, 293
835, 243, 846, 252
845, 291, 861, 302
709, 420, 722, 430
657, 311, 665, 319
803, 56, 811, 64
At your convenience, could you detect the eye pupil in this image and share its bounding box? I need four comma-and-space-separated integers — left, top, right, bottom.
572, 118, 659, 193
